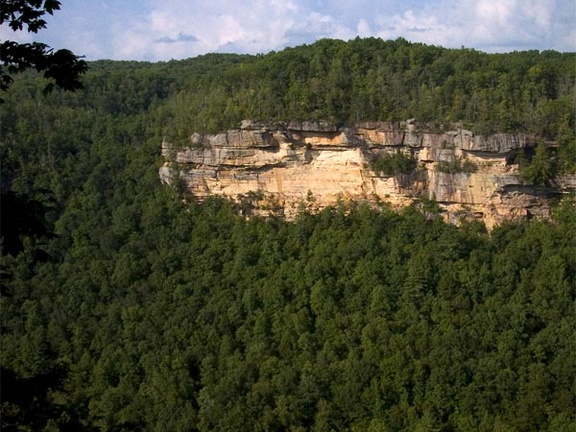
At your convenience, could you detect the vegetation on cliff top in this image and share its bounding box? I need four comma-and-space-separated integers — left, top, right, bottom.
157, 38, 575, 150
1, 38, 575, 431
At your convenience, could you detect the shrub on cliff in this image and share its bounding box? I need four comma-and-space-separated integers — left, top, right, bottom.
519, 141, 557, 186
371, 151, 417, 176
437, 157, 478, 174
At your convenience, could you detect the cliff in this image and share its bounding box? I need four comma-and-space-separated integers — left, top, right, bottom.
160, 120, 575, 229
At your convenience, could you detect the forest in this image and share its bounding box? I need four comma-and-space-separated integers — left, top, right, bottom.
1, 38, 575, 431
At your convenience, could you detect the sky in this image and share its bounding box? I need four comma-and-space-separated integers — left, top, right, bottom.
2, 0, 575, 61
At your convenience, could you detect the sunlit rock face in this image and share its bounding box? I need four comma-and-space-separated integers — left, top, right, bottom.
160, 120, 575, 229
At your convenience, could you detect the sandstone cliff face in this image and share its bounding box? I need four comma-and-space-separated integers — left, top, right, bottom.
160, 120, 575, 229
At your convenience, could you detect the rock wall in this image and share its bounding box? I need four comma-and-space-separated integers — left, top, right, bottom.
160, 120, 575, 229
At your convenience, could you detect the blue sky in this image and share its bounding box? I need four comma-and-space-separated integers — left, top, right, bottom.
2, 0, 575, 61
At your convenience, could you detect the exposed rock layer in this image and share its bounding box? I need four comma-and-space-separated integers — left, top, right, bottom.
160, 120, 575, 229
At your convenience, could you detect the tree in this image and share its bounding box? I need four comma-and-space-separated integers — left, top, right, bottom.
0, 0, 87, 97
521, 141, 555, 186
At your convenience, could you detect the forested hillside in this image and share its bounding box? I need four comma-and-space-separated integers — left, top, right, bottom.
1, 38, 575, 431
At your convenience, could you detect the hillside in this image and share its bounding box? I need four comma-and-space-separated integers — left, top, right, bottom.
1, 38, 575, 431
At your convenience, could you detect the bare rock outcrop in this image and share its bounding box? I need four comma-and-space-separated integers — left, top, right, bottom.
160, 121, 575, 229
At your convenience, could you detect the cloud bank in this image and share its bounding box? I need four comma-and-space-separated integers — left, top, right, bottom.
2, 0, 574, 61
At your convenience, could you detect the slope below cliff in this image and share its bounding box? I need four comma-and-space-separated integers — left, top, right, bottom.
160, 120, 575, 229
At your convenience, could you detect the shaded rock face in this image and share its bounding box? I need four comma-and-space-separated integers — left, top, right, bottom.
160, 120, 575, 229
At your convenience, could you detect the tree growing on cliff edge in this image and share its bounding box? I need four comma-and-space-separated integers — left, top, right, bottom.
521, 141, 556, 186
0, 0, 87, 98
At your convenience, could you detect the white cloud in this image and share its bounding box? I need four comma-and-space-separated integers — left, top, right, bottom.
357, 19, 371, 37
6, 0, 573, 61
127, 0, 303, 59
371, 0, 575, 52
476, 0, 516, 26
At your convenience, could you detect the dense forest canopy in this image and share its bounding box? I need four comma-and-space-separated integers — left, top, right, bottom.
1, 38, 575, 431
